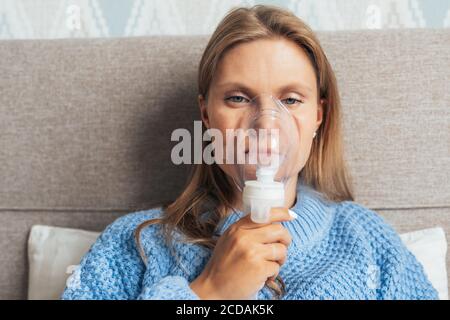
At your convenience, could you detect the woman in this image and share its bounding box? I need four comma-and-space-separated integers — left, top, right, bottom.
62, 5, 437, 300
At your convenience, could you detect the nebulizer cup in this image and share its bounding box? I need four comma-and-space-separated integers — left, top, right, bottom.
231, 93, 300, 224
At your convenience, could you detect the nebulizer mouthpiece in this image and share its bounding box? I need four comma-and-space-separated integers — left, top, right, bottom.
235, 94, 299, 224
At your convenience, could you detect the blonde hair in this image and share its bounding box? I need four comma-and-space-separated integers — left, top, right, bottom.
134, 5, 354, 299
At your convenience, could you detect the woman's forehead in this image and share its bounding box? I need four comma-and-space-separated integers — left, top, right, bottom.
213, 38, 317, 93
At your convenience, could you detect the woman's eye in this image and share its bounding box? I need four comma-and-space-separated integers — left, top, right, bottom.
281, 97, 304, 106
225, 95, 250, 104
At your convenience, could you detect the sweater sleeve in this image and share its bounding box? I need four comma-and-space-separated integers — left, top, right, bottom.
379, 241, 439, 300
61, 210, 200, 300
358, 206, 439, 300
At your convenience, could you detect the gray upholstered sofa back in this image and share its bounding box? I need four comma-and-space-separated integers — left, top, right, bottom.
0, 29, 449, 299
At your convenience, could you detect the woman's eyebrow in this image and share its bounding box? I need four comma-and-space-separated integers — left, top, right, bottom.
216, 82, 255, 95
277, 82, 313, 94
216, 81, 313, 94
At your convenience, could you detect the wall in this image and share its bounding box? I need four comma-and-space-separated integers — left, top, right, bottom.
0, 0, 449, 39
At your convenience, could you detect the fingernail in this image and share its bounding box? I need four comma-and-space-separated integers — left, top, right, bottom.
288, 209, 298, 219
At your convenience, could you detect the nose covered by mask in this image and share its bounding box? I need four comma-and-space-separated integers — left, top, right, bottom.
222, 93, 300, 223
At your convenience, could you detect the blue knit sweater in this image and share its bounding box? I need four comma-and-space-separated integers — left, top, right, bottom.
61, 186, 438, 300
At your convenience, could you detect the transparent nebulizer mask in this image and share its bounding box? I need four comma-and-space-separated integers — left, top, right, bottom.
228, 93, 300, 223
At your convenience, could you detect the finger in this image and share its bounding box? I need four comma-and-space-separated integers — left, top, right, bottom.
264, 261, 280, 279
251, 223, 292, 247
266, 275, 277, 285
267, 275, 276, 282
238, 207, 297, 229
268, 207, 297, 224
261, 243, 288, 265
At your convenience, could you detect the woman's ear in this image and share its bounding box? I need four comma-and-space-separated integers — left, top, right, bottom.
316, 98, 325, 130
198, 94, 210, 129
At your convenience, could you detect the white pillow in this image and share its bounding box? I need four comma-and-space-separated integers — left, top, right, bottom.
27, 225, 448, 300
399, 227, 448, 300
27, 225, 100, 300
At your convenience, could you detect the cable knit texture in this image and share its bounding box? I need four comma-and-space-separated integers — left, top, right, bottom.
61, 185, 438, 300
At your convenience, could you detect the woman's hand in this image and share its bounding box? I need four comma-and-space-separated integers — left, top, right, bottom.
190, 207, 295, 299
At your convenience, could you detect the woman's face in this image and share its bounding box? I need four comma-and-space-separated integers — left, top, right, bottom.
199, 37, 323, 190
